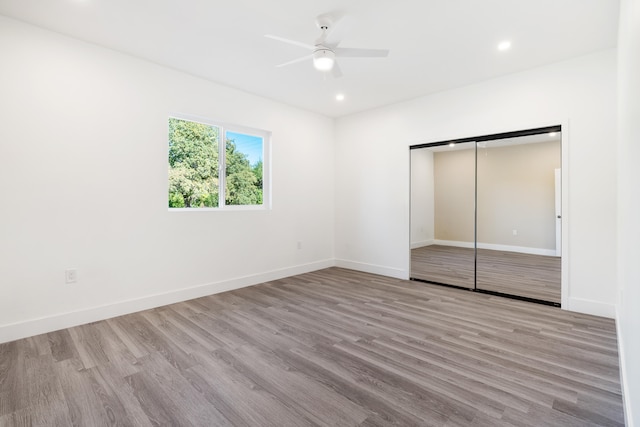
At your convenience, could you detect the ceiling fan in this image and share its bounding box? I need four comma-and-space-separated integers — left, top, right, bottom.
264, 13, 389, 78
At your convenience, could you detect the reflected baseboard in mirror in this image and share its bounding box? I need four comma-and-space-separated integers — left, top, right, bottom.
411, 245, 560, 304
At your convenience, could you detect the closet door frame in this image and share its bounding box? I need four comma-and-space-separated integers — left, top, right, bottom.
409, 124, 566, 308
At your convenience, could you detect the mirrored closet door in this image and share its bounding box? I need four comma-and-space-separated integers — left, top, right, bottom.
410, 126, 562, 306
476, 136, 561, 304
410, 141, 476, 289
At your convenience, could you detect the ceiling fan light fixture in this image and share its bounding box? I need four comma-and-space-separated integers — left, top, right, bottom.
266, 13, 389, 77
313, 49, 335, 71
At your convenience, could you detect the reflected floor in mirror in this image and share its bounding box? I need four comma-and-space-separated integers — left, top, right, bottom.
411, 245, 561, 304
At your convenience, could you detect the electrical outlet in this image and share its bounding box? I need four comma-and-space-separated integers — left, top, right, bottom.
65, 269, 77, 284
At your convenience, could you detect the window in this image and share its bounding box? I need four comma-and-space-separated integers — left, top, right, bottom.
168, 116, 269, 209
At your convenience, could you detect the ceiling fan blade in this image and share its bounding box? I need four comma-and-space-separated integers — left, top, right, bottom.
334, 47, 389, 58
331, 61, 343, 78
276, 54, 313, 68
264, 34, 316, 51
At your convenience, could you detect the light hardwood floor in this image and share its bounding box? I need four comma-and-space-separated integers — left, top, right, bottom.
411, 245, 561, 304
0, 268, 622, 426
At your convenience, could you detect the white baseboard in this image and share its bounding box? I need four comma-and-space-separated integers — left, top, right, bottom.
565, 297, 615, 319
434, 240, 557, 256
411, 239, 435, 249
615, 306, 634, 427
335, 259, 408, 280
0, 259, 335, 344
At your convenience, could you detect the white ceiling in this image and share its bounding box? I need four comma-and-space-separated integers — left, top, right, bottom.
0, 0, 619, 118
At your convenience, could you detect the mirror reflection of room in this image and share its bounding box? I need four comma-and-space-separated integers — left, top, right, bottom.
476, 135, 561, 303
410, 130, 562, 305
410, 141, 476, 289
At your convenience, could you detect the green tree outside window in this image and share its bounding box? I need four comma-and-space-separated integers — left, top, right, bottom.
168, 118, 264, 208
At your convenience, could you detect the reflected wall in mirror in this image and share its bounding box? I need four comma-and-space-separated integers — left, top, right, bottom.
410, 128, 562, 305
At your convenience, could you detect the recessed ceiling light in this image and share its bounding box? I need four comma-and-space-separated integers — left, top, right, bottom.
549, 132, 557, 137
336, 93, 345, 101
449, 143, 455, 147
497, 40, 511, 51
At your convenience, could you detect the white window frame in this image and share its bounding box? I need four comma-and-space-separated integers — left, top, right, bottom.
168, 114, 271, 211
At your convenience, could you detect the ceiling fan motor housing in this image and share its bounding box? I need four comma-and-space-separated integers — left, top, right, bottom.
315, 14, 333, 31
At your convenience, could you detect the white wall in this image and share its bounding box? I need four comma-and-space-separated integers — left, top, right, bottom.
335, 49, 618, 317
0, 16, 335, 343
410, 149, 434, 248
617, 0, 640, 424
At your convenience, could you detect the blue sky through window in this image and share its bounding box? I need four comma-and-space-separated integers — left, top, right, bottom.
227, 131, 263, 166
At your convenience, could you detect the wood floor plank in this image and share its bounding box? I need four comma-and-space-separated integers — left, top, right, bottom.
346, 338, 532, 415
284, 346, 428, 426
55, 359, 126, 426
47, 329, 80, 364
0, 341, 24, 417
383, 334, 577, 405
111, 313, 196, 371
67, 323, 111, 370
125, 370, 196, 427
334, 339, 504, 420
187, 350, 315, 427
134, 351, 233, 426
0, 410, 32, 427
92, 361, 153, 426
294, 343, 463, 425
215, 345, 369, 426
0, 267, 623, 426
